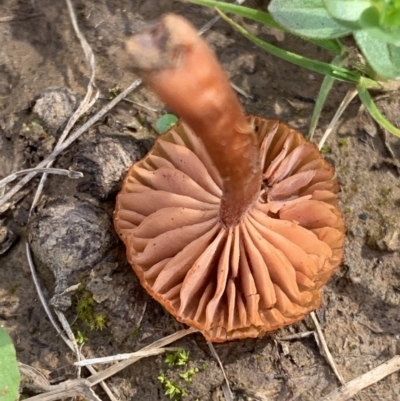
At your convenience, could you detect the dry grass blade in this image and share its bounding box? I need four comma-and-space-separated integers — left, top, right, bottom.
0, 13, 42, 22
75, 347, 177, 367
25, 243, 73, 348
122, 97, 158, 111
322, 355, 400, 401
19, 363, 51, 391
23, 379, 102, 401
88, 328, 197, 385
318, 88, 357, 150
0, 168, 82, 188
277, 331, 315, 341
311, 312, 345, 385
207, 341, 234, 401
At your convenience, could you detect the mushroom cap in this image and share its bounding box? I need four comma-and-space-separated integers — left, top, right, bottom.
114, 116, 345, 342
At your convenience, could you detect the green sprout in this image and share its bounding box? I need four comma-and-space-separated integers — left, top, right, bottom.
158, 374, 188, 399
164, 349, 190, 368
108, 84, 122, 100
179, 367, 198, 382
321, 145, 331, 154
75, 330, 88, 345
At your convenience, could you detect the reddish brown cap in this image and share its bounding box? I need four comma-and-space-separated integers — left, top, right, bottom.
114, 116, 344, 342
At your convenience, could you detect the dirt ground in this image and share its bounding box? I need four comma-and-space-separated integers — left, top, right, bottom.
1, 1, 400, 400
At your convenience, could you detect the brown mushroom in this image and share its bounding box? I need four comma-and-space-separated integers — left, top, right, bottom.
114, 14, 345, 342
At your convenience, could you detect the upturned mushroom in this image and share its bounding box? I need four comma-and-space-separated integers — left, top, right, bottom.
114, 14, 345, 342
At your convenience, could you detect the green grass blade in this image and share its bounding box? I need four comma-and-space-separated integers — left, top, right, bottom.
185, 0, 343, 54
216, 9, 360, 83
308, 56, 343, 140
357, 85, 400, 138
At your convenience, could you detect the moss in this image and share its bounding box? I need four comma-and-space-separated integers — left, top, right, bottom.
9, 283, 19, 295
320, 145, 331, 154
377, 187, 393, 206
338, 138, 349, 147
75, 286, 107, 331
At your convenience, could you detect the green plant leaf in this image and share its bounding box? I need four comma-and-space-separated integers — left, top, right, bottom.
354, 30, 400, 79
156, 114, 178, 134
323, 0, 371, 28
185, 0, 343, 54
269, 0, 351, 38
357, 85, 400, 138
216, 9, 361, 83
0, 327, 20, 401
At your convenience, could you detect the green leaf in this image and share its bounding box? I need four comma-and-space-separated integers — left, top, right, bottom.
357, 85, 400, 138
362, 26, 400, 46
185, 0, 343, 54
155, 114, 178, 134
269, 0, 351, 38
323, 0, 371, 28
0, 327, 20, 401
354, 30, 400, 78
216, 9, 361, 83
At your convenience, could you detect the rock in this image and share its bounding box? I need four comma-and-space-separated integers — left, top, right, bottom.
72, 126, 154, 200
28, 195, 118, 309
33, 88, 80, 134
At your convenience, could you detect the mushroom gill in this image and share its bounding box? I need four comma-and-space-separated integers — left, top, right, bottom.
114, 14, 345, 342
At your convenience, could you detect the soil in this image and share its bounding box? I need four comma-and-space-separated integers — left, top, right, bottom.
1, 1, 400, 400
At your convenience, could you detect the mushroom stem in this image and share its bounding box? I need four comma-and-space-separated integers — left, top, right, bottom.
124, 14, 262, 227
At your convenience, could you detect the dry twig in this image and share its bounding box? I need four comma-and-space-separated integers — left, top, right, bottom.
0, 168, 82, 188
277, 331, 315, 341
0, 13, 42, 22
207, 341, 234, 401
318, 88, 357, 150
311, 312, 345, 385
322, 355, 400, 401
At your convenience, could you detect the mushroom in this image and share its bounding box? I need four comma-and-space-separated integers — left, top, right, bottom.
114, 14, 345, 342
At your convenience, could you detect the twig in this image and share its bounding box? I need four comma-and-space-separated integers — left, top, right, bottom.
277, 331, 315, 341
322, 355, 400, 401
23, 379, 102, 401
136, 301, 147, 328
207, 341, 234, 401
318, 88, 358, 150
311, 312, 345, 385
88, 328, 197, 385
121, 98, 158, 112
25, 243, 72, 348
75, 347, 177, 367
0, 13, 42, 22
19, 363, 51, 392
230, 82, 253, 99
0, 168, 82, 188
